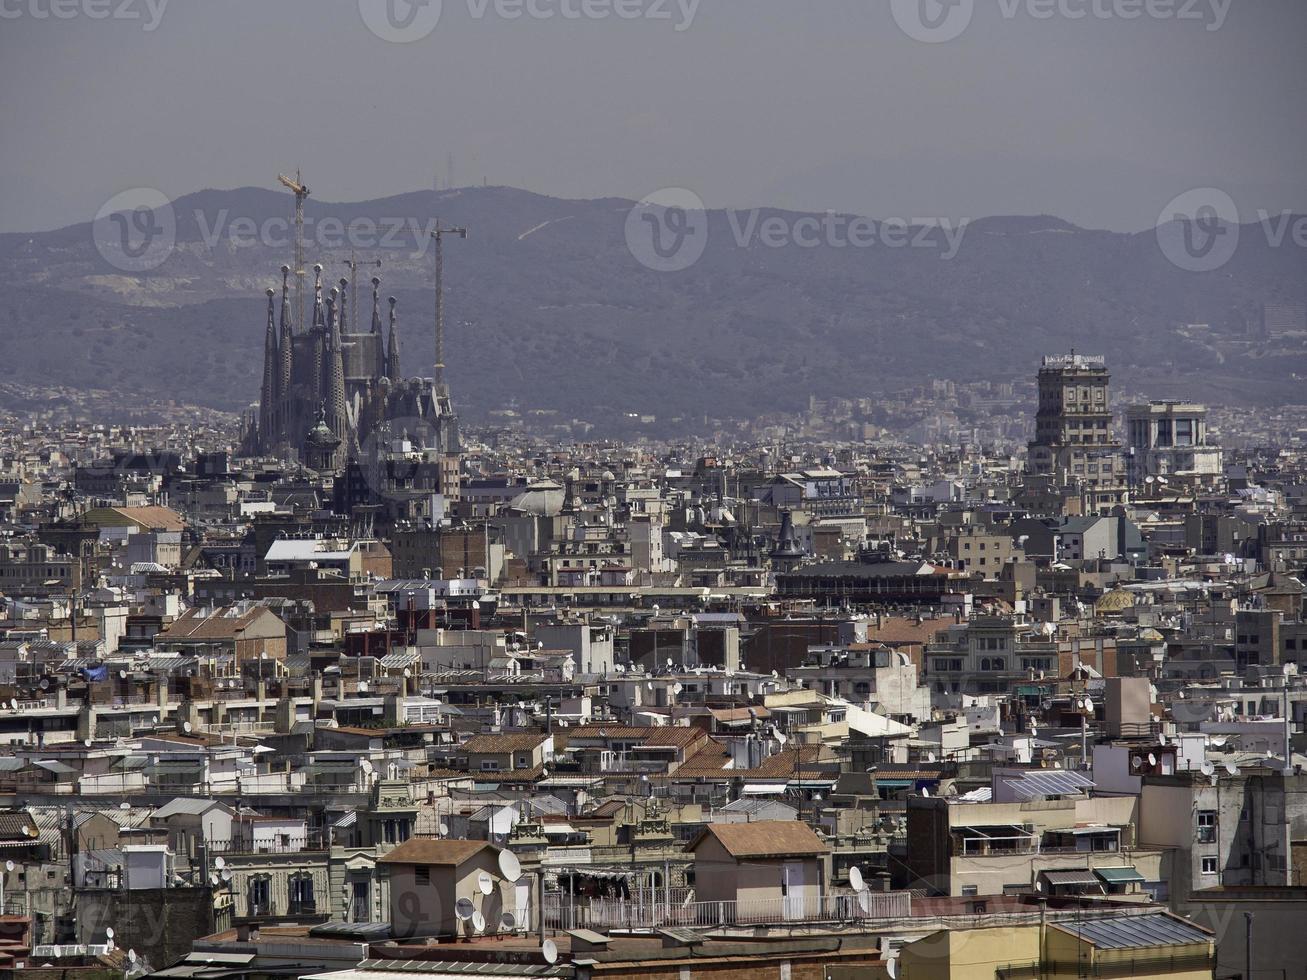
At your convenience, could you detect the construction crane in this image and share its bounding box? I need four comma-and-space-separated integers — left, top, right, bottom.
277, 170, 310, 333
343, 252, 382, 332
431, 220, 467, 394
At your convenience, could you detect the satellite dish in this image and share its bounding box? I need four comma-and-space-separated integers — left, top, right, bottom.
210, 873, 219, 885
926, 752, 937, 763
214, 857, 225, 869
920, 787, 930, 797
500, 911, 517, 931
455, 897, 475, 921
672, 683, 683, 695
542, 939, 559, 964
128, 950, 137, 964
1201, 762, 1215, 776
38, 679, 48, 691
1225, 762, 1239, 776
7, 699, 15, 710
848, 865, 865, 892
472, 909, 486, 933
438, 822, 450, 837
182, 721, 192, 733
105, 928, 114, 939
666, 658, 673, 669
775, 730, 788, 746
84, 738, 93, 747
220, 868, 232, 882
403, 668, 411, 678
771, 669, 779, 679
119, 670, 128, 680
858, 890, 872, 915
4, 861, 13, 873
477, 871, 494, 895
498, 850, 522, 882
886, 956, 898, 979
119, 802, 130, 811
1147, 753, 1157, 766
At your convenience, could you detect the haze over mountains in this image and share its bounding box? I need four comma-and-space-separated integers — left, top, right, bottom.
1, 185, 1304, 429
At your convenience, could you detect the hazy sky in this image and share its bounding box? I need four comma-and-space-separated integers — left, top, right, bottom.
2, 0, 1305, 233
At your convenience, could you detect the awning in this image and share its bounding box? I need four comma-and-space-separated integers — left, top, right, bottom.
1041, 869, 1101, 887
742, 782, 787, 795
1094, 866, 1145, 884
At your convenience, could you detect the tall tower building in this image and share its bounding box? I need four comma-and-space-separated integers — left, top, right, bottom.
1027, 353, 1127, 511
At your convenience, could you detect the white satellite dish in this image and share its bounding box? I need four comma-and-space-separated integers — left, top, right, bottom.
455, 897, 475, 921
210, 873, 219, 885
7, 699, 15, 710
105, 928, 114, 940
220, 868, 232, 882
477, 871, 494, 895
438, 822, 450, 837
926, 752, 937, 763
775, 730, 788, 746
498, 850, 522, 882
500, 911, 517, 931
858, 890, 872, 915
1147, 753, 1157, 766
119, 670, 128, 680
542, 939, 559, 964
472, 910, 486, 933
920, 787, 930, 797
1225, 762, 1239, 776
128, 950, 137, 964
214, 856, 225, 869
666, 658, 673, 668
848, 865, 865, 892
1201, 762, 1215, 776
119, 802, 130, 811
672, 682, 683, 695
4, 860, 13, 873
886, 955, 899, 979
182, 721, 192, 733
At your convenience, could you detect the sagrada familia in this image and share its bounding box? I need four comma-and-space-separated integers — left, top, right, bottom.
242, 262, 460, 475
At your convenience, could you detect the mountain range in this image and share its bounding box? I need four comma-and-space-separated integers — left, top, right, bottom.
1, 185, 1304, 429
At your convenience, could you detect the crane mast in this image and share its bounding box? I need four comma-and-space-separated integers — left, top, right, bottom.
277, 170, 310, 332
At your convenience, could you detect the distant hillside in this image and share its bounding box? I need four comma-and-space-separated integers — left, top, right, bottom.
2, 185, 1304, 424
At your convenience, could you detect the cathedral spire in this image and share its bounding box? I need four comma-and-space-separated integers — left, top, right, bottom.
260, 286, 278, 448
387, 295, 401, 383
338, 277, 350, 336
325, 287, 348, 443
371, 276, 383, 334
312, 263, 325, 330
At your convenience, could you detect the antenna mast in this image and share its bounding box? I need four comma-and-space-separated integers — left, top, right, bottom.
431, 220, 467, 394
277, 169, 310, 332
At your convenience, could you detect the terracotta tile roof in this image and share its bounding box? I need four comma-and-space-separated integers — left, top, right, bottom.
689, 820, 829, 859
377, 838, 497, 866
463, 732, 549, 754
160, 605, 282, 641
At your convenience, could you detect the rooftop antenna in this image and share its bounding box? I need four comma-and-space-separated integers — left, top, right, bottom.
431, 220, 468, 396
277, 170, 310, 333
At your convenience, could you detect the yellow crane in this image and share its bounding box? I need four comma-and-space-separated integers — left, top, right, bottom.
277, 170, 310, 333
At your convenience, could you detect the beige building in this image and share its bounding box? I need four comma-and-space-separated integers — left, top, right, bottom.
898, 912, 1215, 980
687, 820, 830, 918
378, 838, 522, 940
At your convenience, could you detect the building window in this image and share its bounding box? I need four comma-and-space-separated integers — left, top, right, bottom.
1201, 856, 1218, 875
1196, 810, 1216, 843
